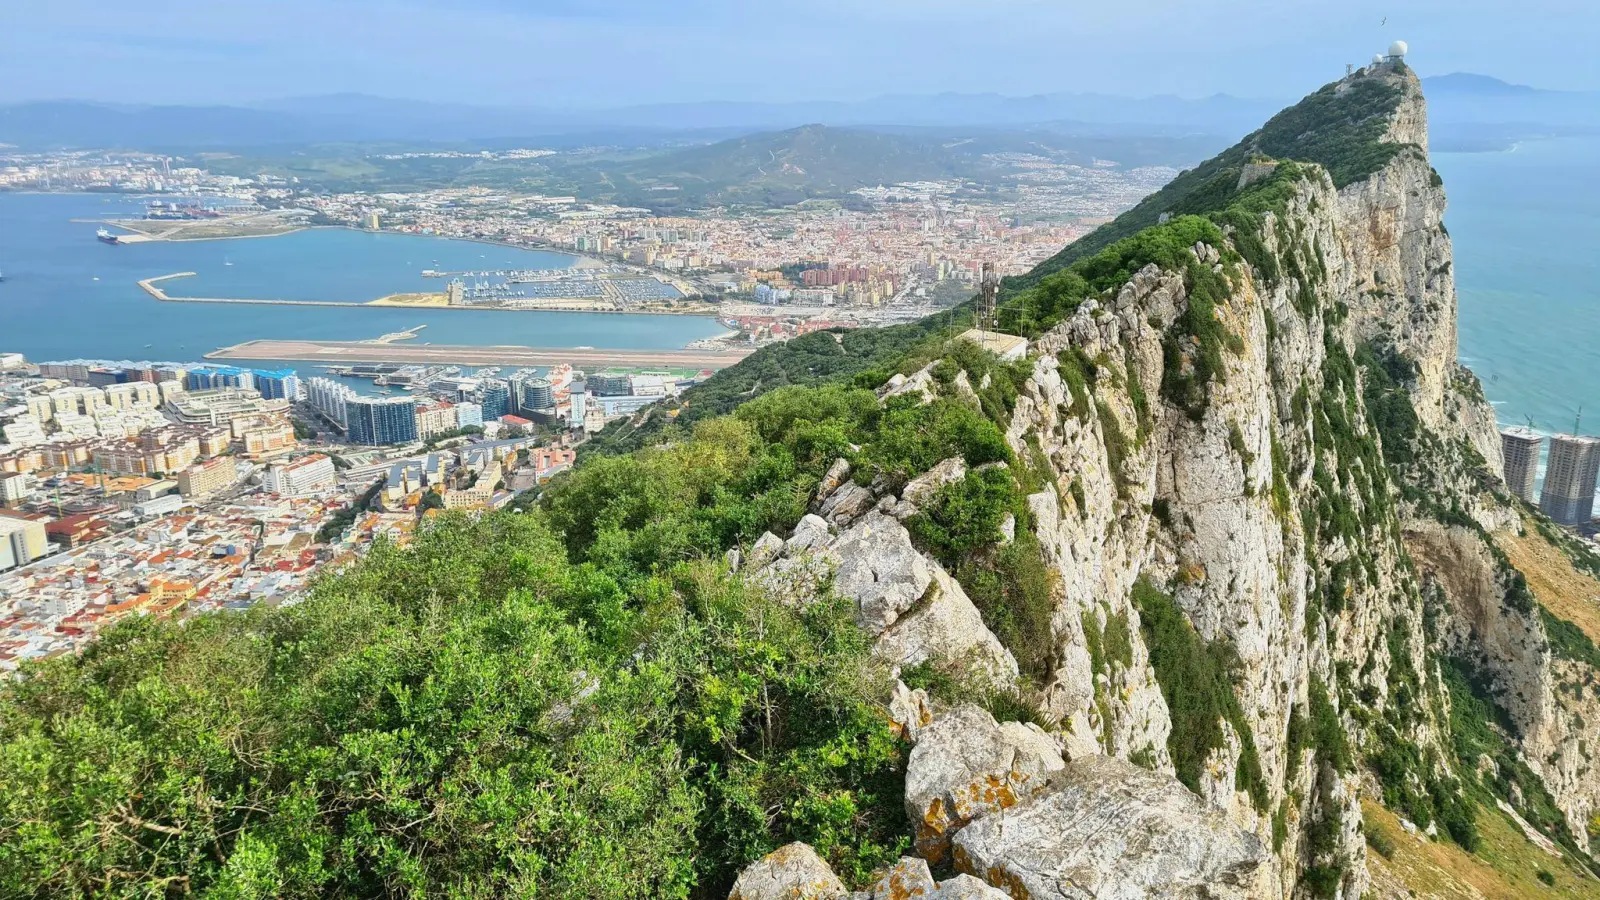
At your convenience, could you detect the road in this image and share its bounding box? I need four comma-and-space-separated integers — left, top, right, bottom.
207, 339, 757, 370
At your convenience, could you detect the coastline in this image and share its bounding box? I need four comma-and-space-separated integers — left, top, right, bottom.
78, 209, 607, 269
137, 271, 723, 319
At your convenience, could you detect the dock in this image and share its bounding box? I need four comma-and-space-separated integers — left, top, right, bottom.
138, 272, 365, 308
206, 339, 756, 370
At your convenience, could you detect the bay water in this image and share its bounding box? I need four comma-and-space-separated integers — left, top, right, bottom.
0, 193, 723, 370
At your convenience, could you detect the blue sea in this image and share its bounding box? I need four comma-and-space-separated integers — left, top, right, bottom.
0, 193, 723, 371
2, 150, 1595, 427
1435, 136, 1600, 435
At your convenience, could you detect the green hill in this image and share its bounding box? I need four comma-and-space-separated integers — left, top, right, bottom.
1005, 68, 1415, 294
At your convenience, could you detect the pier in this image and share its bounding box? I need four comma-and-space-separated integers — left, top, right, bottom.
206, 339, 756, 370
138, 272, 364, 308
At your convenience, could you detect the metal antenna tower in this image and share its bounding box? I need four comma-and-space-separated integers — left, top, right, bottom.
977, 262, 999, 333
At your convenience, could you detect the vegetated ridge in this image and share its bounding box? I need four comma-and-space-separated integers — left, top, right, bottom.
4, 63, 1600, 900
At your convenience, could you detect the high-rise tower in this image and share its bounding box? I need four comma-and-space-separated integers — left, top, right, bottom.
1499, 427, 1543, 503
1540, 433, 1600, 525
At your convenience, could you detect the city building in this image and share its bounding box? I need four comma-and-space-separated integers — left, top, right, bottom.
184, 366, 255, 392
1500, 427, 1543, 504
414, 401, 457, 439
0, 512, 50, 571
307, 378, 355, 427
264, 454, 337, 497
479, 380, 511, 420
456, 402, 484, 429
166, 388, 288, 426
1540, 434, 1600, 526
133, 495, 188, 518
347, 396, 419, 446
512, 377, 555, 416
178, 457, 237, 498
568, 386, 587, 430
235, 416, 297, 456
588, 372, 634, 397
251, 369, 301, 401
92, 429, 202, 477
0, 473, 31, 507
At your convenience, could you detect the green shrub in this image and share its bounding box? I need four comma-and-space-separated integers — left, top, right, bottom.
957, 532, 1060, 683
0, 516, 910, 897
908, 467, 1016, 566
1134, 579, 1269, 811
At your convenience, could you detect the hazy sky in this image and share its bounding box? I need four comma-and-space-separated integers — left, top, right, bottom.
1, 0, 1593, 106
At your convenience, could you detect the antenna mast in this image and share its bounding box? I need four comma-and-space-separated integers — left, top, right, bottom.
977, 262, 998, 333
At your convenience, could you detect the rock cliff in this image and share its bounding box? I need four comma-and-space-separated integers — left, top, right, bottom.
729, 62, 1600, 898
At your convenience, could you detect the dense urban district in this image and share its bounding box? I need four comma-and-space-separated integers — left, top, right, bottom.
2, 141, 1176, 337
0, 351, 713, 666
0, 126, 1190, 666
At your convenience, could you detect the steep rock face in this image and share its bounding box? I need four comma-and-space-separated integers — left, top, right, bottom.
966, 64, 1511, 896
724, 64, 1598, 899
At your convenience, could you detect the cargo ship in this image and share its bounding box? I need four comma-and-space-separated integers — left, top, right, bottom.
96, 228, 120, 245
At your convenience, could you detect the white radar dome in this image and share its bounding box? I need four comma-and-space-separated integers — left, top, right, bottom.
1373, 54, 1386, 64
1388, 40, 1409, 58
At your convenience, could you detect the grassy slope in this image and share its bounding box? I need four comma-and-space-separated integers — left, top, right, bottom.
1364, 799, 1598, 898
1498, 516, 1600, 646
1002, 69, 1411, 297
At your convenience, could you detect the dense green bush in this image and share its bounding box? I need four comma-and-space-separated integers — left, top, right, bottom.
956, 532, 1060, 684
908, 467, 1015, 566
1134, 579, 1269, 811
0, 515, 909, 898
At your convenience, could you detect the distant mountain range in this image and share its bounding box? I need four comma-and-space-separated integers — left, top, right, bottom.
0, 90, 1284, 152
1, 74, 1591, 157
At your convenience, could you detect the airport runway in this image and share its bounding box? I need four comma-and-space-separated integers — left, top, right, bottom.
207, 339, 756, 370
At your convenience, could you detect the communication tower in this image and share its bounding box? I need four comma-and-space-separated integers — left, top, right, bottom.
977, 262, 999, 332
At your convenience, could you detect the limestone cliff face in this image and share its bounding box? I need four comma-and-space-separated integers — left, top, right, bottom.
731, 66, 1598, 899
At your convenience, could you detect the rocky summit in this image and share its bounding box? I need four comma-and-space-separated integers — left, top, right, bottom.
721, 62, 1600, 898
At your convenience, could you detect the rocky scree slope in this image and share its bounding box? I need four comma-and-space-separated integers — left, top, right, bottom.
725, 63, 1600, 898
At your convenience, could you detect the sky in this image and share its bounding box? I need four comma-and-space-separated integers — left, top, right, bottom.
1, 0, 1594, 107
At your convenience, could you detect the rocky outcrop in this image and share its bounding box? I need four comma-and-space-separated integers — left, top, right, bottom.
755, 463, 1019, 683
903, 705, 1065, 862
952, 756, 1274, 899
729, 843, 847, 900
862, 858, 1009, 900
724, 64, 1588, 899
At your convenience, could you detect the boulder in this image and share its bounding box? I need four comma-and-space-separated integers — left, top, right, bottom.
882, 364, 937, 404
831, 513, 936, 633
748, 531, 785, 569
899, 457, 967, 510
819, 481, 877, 525
951, 370, 984, 409
888, 680, 935, 744
866, 857, 1009, 899
728, 843, 847, 900
951, 755, 1272, 900
787, 514, 831, 554
874, 566, 1018, 681
817, 457, 853, 502
925, 875, 1010, 899
904, 705, 1064, 863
